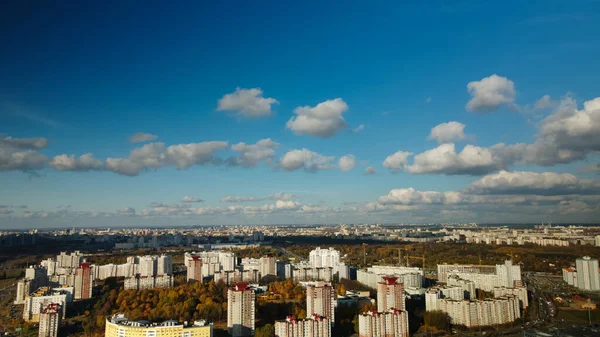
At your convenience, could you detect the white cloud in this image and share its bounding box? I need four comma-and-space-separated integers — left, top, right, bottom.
534, 95, 556, 110
338, 154, 356, 172
277, 149, 335, 172
221, 192, 295, 203
181, 196, 203, 203
466, 74, 516, 113
428, 121, 467, 144
227, 138, 279, 167
286, 98, 349, 138
465, 170, 600, 195
364, 166, 376, 175
217, 87, 278, 118
49, 153, 103, 171
129, 132, 158, 143
105, 141, 228, 176
383, 151, 413, 172
117, 207, 136, 216
0, 136, 48, 149
0, 135, 48, 171
351, 124, 365, 133
538, 96, 600, 152
407, 143, 505, 175
378, 188, 463, 205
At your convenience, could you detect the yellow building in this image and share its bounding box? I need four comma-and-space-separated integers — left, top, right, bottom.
105, 314, 212, 337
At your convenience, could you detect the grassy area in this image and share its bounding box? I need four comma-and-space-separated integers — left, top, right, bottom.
557, 309, 600, 325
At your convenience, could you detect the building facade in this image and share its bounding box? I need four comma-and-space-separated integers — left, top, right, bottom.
575, 256, 600, 291
38, 303, 62, 337
306, 282, 335, 325
274, 315, 331, 337
104, 314, 212, 337
227, 282, 255, 337
376, 276, 405, 312
74, 262, 93, 300
358, 309, 409, 337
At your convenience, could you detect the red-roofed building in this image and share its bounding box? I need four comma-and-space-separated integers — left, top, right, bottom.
377, 276, 405, 312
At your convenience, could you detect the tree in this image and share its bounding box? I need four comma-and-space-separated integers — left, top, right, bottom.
424, 310, 451, 332
255, 324, 275, 337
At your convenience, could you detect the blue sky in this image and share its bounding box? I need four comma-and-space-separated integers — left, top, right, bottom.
1, 1, 599, 228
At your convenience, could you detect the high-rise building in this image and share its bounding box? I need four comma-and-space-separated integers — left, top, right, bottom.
259, 256, 276, 278
104, 314, 213, 337
187, 255, 203, 282
576, 256, 600, 291
157, 255, 173, 276
309, 248, 340, 269
38, 303, 62, 337
358, 309, 409, 337
23, 287, 68, 322
185, 251, 236, 279
227, 282, 255, 337
306, 282, 335, 325
15, 266, 49, 304
274, 315, 331, 337
376, 276, 405, 312
74, 262, 93, 300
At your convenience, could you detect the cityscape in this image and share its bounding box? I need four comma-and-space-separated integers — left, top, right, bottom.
1, 225, 600, 337
1, 1, 600, 337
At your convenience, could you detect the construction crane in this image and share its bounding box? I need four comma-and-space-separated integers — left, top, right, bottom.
397, 248, 426, 269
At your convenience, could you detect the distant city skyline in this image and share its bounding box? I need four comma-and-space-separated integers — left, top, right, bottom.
1, 1, 600, 228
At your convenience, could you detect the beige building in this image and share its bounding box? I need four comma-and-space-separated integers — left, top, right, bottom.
227, 282, 255, 337
104, 314, 212, 337
274, 315, 331, 337
74, 262, 93, 300
306, 282, 335, 325
358, 309, 409, 337
376, 276, 405, 312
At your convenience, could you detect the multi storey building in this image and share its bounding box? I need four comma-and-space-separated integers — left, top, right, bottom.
74, 262, 93, 300
447, 275, 477, 300
104, 314, 213, 337
358, 309, 409, 337
493, 286, 529, 309
357, 266, 423, 289
274, 315, 331, 337
124, 275, 173, 290
376, 276, 405, 312
426, 295, 521, 327
306, 282, 335, 325
575, 256, 600, 291
185, 251, 236, 280
259, 256, 277, 278
15, 266, 49, 304
187, 255, 204, 282
23, 287, 68, 322
227, 282, 255, 337
293, 266, 334, 282
38, 303, 62, 337
440, 260, 521, 291
213, 270, 259, 285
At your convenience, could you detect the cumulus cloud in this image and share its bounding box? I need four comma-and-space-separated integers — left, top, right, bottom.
105, 141, 228, 176
364, 166, 376, 175
465, 170, 600, 195
0, 136, 48, 149
538, 96, 600, 153
217, 87, 278, 118
277, 149, 335, 172
129, 132, 158, 143
406, 143, 507, 175
286, 98, 349, 138
338, 154, 356, 172
0, 135, 48, 171
49, 153, 103, 171
383, 151, 413, 172
117, 207, 136, 216
534, 95, 556, 110
181, 196, 203, 203
378, 188, 463, 205
227, 138, 279, 167
466, 74, 516, 113
428, 121, 467, 144
220, 192, 295, 203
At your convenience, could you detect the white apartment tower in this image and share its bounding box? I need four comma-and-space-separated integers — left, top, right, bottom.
306, 282, 335, 325
227, 282, 255, 337
576, 256, 600, 291
376, 276, 405, 312
38, 303, 62, 337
